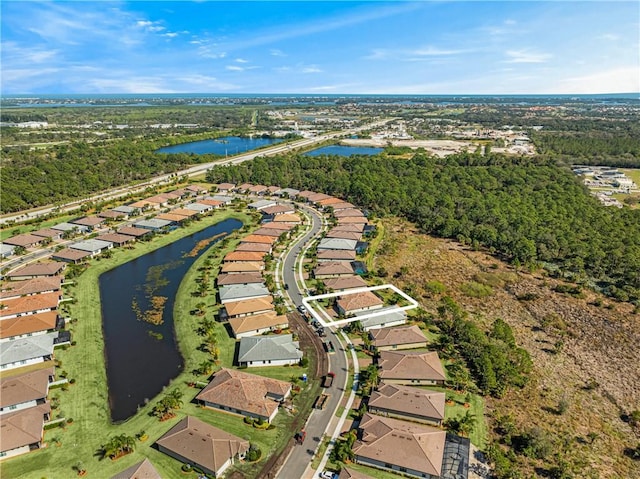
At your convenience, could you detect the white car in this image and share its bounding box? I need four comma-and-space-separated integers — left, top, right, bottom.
319, 472, 337, 479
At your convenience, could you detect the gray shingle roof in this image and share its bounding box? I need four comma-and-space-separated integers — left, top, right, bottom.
219, 284, 270, 303
0, 332, 57, 366
238, 334, 302, 363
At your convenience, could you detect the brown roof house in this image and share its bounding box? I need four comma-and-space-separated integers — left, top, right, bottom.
228, 311, 289, 339
0, 311, 59, 341
368, 382, 445, 426
0, 403, 50, 460
156, 416, 249, 477
217, 272, 264, 287
110, 458, 161, 479
0, 367, 54, 415
323, 275, 368, 292
223, 297, 274, 319
370, 325, 428, 352
223, 251, 266, 263
0, 276, 61, 301
3, 234, 44, 249
336, 291, 384, 316
314, 261, 355, 279
317, 249, 357, 262
220, 262, 265, 274
353, 413, 446, 479
378, 350, 446, 386
0, 291, 61, 320
196, 368, 291, 423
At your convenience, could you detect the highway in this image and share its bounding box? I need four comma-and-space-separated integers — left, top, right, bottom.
0, 119, 392, 226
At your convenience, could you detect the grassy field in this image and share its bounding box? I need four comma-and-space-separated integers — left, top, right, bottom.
0, 209, 312, 479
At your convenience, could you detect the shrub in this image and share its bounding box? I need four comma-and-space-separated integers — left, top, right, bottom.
424, 280, 447, 295
460, 281, 493, 298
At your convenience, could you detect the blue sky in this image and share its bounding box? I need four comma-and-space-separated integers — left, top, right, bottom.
2, 1, 638, 94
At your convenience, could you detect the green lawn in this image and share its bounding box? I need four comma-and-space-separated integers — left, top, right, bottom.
0, 209, 315, 479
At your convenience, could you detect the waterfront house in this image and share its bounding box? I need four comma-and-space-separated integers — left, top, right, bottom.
218, 284, 270, 304
237, 334, 303, 367
223, 297, 274, 319
241, 234, 277, 244
196, 368, 291, 423
117, 226, 152, 239
235, 242, 272, 254
220, 262, 265, 274
156, 416, 249, 478
216, 272, 264, 286
223, 251, 266, 263
0, 367, 54, 415
0, 404, 50, 460
228, 311, 289, 339
0, 312, 60, 342
0, 332, 57, 371
69, 239, 113, 257
95, 233, 134, 247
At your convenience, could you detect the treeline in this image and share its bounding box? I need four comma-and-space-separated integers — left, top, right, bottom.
206, 152, 640, 301
532, 131, 640, 167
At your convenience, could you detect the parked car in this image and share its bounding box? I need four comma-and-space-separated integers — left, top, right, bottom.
298, 305, 307, 314
319, 471, 337, 479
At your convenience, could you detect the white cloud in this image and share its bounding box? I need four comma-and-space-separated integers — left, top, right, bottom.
163, 32, 178, 38
302, 66, 322, 73
235, 58, 249, 63
226, 65, 244, 71
270, 49, 286, 57
555, 67, 640, 94
366, 46, 469, 61
598, 33, 620, 41
505, 49, 552, 63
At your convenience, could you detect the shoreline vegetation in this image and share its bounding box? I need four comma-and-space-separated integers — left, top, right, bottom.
1, 210, 285, 478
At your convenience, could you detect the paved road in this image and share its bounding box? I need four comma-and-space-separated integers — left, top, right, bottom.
276, 205, 349, 479
0, 119, 392, 225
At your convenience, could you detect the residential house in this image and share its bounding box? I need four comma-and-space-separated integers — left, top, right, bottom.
296, 190, 315, 201
370, 325, 428, 352
236, 183, 254, 194
156, 416, 249, 478
378, 350, 446, 386
71, 216, 105, 231
134, 218, 172, 231
184, 202, 213, 214
216, 272, 264, 286
241, 234, 276, 245
317, 238, 358, 251
51, 222, 88, 235
336, 291, 384, 316
111, 458, 161, 479
69, 239, 113, 256
30, 228, 63, 241
248, 199, 277, 210
0, 244, 15, 258
223, 297, 274, 319
325, 230, 363, 241
339, 467, 375, 479
353, 413, 446, 479
112, 205, 140, 216
314, 262, 355, 279
235, 242, 272, 254
97, 210, 126, 221
170, 208, 200, 219
368, 382, 445, 426
237, 334, 303, 367
337, 216, 368, 226
252, 227, 288, 238
248, 184, 268, 195
223, 251, 266, 263
317, 197, 343, 207
334, 208, 366, 218
308, 192, 331, 203
220, 262, 265, 274
196, 368, 291, 422
117, 226, 152, 239
215, 183, 236, 193
323, 276, 368, 292
0, 276, 61, 301
271, 213, 301, 225
266, 185, 282, 195
155, 212, 188, 225
276, 187, 300, 198
0, 367, 54, 415
0, 332, 57, 371
0, 291, 60, 320
95, 233, 134, 247
52, 248, 92, 264
317, 249, 357, 262
5, 262, 66, 281
0, 404, 50, 460
3, 234, 44, 249
261, 204, 296, 216
208, 195, 234, 204
255, 222, 294, 231
218, 284, 270, 304
358, 307, 408, 331
228, 312, 289, 339
0, 312, 60, 342
329, 202, 356, 211
198, 199, 224, 209
332, 224, 365, 233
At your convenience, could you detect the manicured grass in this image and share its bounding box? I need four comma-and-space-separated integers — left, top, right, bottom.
362, 219, 384, 271
1, 210, 282, 479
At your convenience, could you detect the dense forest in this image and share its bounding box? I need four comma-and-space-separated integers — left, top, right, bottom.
206, 152, 640, 302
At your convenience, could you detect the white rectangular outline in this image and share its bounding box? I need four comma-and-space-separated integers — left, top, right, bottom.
301, 283, 418, 328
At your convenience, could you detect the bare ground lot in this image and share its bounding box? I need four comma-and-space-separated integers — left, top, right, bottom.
373, 217, 640, 478
339, 138, 534, 157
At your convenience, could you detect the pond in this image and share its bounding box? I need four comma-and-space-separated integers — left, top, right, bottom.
156, 136, 283, 156
99, 218, 242, 422
304, 145, 383, 156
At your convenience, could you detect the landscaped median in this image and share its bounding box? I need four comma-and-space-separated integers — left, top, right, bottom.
2, 210, 290, 479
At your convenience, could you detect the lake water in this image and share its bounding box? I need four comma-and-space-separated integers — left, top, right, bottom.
99, 218, 242, 422
156, 136, 283, 155
304, 145, 383, 157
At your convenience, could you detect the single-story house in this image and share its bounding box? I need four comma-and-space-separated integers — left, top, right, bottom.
307, 192, 331, 203
266, 185, 282, 195
218, 283, 270, 304
198, 199, 224, 209
208, 194, 234, 204
334, 208, 366, 218
261, 204, 296, 216
223, 297, 274, 319
228, 311, 289, 339
0, 332, 57, 371
97, 210, 126, 221
0, 312, 59, 342
252, 227, 288, 238
336, 291, 384, 316
52, 248, 92, 264
217, 272, 264, 286
329, 202, 356, 211
156, 416, 249, 478
143, 194, 170, 207
112, 205, 140, 216
368, 382, 445, 426
323, 275, 368, 292
270, 213, 301, 224
248, 199, 278, 210
353, 413, 446, 479
110, 458, 161, 479
317, 249, 357, 262
30, 228, 63, 241
1, 367, 54, 415
186, 184, 209, 195
339, 466, 375, 479
155, 213, 187, 225
235, 242, 272, 253
370, 325, 428, 352
241, 234, 276, 245
236, 183, 254, 194
5, 262, 66, 281
170, 208, 199, 219
69, 239, 113, 256
3, 234, 43, 249
332, 223, 365, 233
255, 222, 294, 231
317, 196, 343, 207
215, 183, 236, 193
51, 222, 89, 234
70, 216, 105, 230
220, 262, 264, 274
196, 368, 291, 423
0, 403, 50, 460
128, 200, 154, 210
184, 202, 213, 214
276, 187, 300, 198
95, 233, 134, 247
134, 218, 172, 231
317, 238, 358, 251
325, 230, 363, 241
314, 261, 355, 279
248, 184, 269, 195
0, 276, 61, 301
0, 291, 60, 320
223, 251, 266, 263
117, 226, 152, 239
296, 190, 316, 201
378, 350, 446, 386
237, 334, 303, 367
337, 216, 368, 226
358, 307, 408, 331
0, 244, 15, 258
